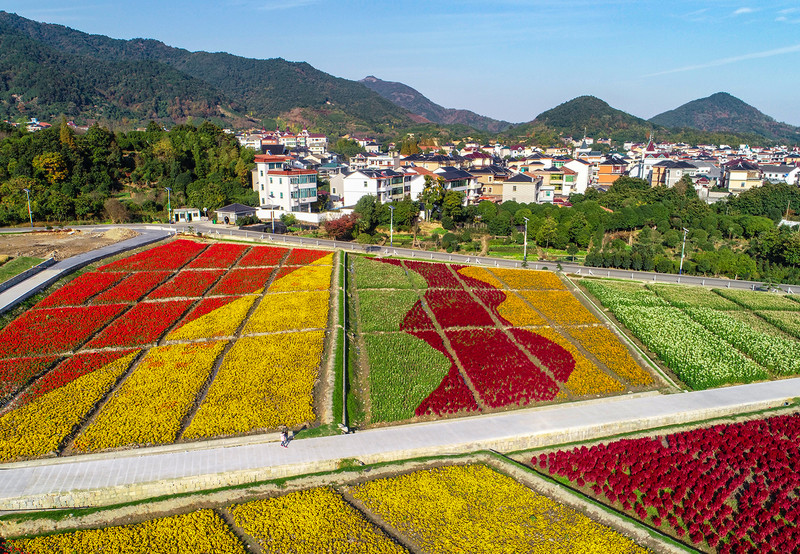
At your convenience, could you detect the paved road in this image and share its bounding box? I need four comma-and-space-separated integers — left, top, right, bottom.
0, 378, 797, 511
172, 221, 797, 293
0, 228, 170, 315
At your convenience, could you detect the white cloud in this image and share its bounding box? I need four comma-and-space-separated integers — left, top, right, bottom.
733, 7, 754, 15
646, 43, 800, 77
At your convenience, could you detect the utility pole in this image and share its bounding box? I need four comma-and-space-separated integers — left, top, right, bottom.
523, 216, 529, 264
165, 187, 172, 223
388, 204, 395, 247
679, 227, 689, 275
22, 188, 33, 228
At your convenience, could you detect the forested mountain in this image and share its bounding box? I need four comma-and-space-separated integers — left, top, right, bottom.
0, 11, 413, 134
649, 92, 800, 144
515, 96, 657, 143
360, 76, 513, 133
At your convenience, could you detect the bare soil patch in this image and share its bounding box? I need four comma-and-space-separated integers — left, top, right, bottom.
0, 229, 138, 261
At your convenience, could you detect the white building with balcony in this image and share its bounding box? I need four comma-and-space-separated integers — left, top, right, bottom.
253, 154, 318, 212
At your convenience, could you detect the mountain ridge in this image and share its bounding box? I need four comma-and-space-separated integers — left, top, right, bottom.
648, 92, 800, 143
360, 75, 513, 133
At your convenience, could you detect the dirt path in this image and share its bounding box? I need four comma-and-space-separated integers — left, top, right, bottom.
0, 229, 138, 261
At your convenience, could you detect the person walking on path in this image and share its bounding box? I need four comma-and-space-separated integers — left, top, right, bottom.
279, 425, 290, 448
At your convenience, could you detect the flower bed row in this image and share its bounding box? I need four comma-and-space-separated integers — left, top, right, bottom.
243, 290, 329, 333
35, 271, 125, 308
0, 355, 59, 403
0, 351, 138, 461
236, 245, 289, 267
207, 267, 275, 295
447, 328, 560, 408
648, 284, 740, 310
352, 256, 425, 289
73, 341, 225, 452
565, 326, 654, 386
0, 304, 126, 358
358, 289, 420, 332
186, 242, 248, 268
351, 464, 648, 553
184, 331, 324, 438
715, 288, 800, 311
231, 487, 405, 554
147, 269, 223, 299
10, 509, 245, 553
487, 267, 567, 290
84, 300, 193, 348
424, 289, 496, 328
583, 280, 771, 389
518, 290, 599, 326
403, 260, 463, 288
167, 295, 257, 341
686, 307, 800, 375
758, 309, 800, 339
536, 413, 800, 552
91, 271, 171, 303
99, 239, 207, 272
365, 333, 453, 422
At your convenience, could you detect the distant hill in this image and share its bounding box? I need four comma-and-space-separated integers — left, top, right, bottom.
0, 11, 413, 133
649, 92, 800, 144
360, 75, 512, 133
513, 95, 659, 143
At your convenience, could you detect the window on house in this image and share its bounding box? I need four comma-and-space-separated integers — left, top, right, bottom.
269, 178, 273, 184
260, 184, 264, 190
513, 186, 517, 191
260, 170, 264, 177
280, 192, 284, 198
364, 181, 368, 187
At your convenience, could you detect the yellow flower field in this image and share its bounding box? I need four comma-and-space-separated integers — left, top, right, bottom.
269, 256, 333, 292
496, 292, 548, 326
566, 326, 654, 386
534, 327, 624, 396
0, 352, 138, 462
457, 266, 504, 289
74, 341, 226, 451
518, 290, 600, 325
166, 294, 258, 341
488, 268, 567, 290
184, 331, 324, 438
350, 464, 647, 554
230, 487, 407, 554
243, 290, 330, 333
10, 509, 245, 553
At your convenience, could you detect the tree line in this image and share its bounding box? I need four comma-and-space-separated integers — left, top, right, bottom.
0, 120, 257, 225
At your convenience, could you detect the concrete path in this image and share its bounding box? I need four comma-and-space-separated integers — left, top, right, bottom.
0, 228, 170, 314
1, 378, 797, 511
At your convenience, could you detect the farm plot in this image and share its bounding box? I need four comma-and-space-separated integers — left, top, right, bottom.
535, 413, 800, 552
350, 464, 648, 553
8, 462, 651, 553
582, 279, 800, 389
351, 256, 656, 425
0, 239, 335, 461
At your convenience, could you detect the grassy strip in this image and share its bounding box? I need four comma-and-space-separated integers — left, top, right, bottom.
0, 257, 44, 284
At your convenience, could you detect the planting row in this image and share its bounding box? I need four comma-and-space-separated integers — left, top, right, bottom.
535, 412, 800, 552
0, 240, 334, 461
352, 256, 655, 423
583, 279, 800, 389
10, 464, 648, 553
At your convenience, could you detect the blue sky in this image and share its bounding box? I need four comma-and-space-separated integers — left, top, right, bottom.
7, 1, 800, 126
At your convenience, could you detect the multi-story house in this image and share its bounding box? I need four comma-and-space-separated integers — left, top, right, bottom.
650, 160, 699, 188
433, 166, 482, 204
338, 168, 424, 207
502, 173, 549, 204
252, 154, 318, 212
721, 159, 762, 193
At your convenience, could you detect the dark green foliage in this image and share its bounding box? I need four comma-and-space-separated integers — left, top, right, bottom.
0, 120, 256, 225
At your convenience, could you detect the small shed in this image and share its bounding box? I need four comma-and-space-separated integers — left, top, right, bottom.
174, 207, 201, 223
216, 203, 257, 225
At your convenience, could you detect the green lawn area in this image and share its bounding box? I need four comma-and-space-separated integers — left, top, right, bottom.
0, 257, 44, 284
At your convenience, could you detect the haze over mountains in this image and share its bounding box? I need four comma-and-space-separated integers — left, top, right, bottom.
1, 10, 799, 145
